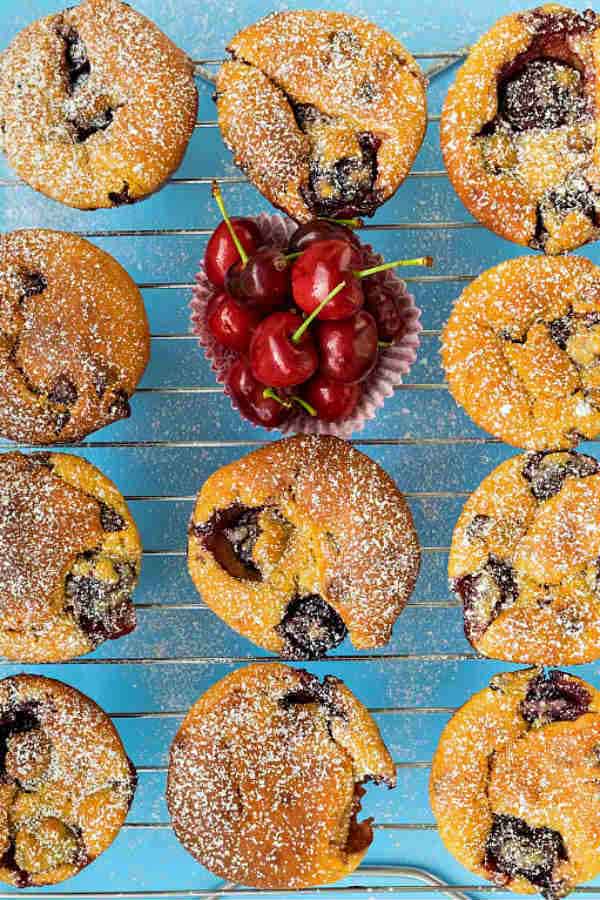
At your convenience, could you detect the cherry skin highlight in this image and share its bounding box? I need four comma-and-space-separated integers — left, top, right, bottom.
318, 310, 379, 384
225, 358, 290, 428
204, 218, 261, 289
225, 246, 291, 311
250, 311, 319, 388
288, 220, 361, 254
206, 292, 262, 354
302, 374, 361, 421
292, 239, 364, 320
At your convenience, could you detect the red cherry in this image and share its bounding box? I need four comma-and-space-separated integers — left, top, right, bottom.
292, 239, 364, 321
302, 374, 361, 422
250, 311, 318, 388
288, 219, 361, 254
204, 218, 261, 289
206, 292, 262, 354
225, 246, 291, 311
364, 285, 407, 343
318, 310, 379, 384
225, 358, 290, 428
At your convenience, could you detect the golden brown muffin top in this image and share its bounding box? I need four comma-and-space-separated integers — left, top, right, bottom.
167, 663, 395, 888
0, 229, 149, 444
0, 674, 136, 887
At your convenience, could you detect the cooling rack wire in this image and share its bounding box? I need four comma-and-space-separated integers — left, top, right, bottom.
0, 47, 568, 900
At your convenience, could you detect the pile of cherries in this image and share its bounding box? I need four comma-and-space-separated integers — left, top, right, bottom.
203, 184, 432, 428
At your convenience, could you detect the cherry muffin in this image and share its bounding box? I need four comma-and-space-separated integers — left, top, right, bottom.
0, 451, 141, 662
0, 0, 197, 209
431, 667, 600, 899
187, 435, 420, 657
441, 6, 600, 254
442, 255, 600, 450
0, 674, 136, 887
449, 450, 600, 664
216, 11, 427, 221
0, 229, 149, 444
167, 663, 395, 888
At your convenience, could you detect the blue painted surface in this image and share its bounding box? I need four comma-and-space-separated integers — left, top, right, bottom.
1, 0, 599, 897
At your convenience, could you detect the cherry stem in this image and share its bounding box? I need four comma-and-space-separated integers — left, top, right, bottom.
355, 256, 434, 279
321, 216, 363, 229
291, 395, 317, 416
262, 388, 292, 408
284, 251, 303, 261
291, 280, 347, 344
211, 181, 248, 267
378, 340, 393, 348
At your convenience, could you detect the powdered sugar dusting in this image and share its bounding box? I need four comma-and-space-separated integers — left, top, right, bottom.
216, 10, 427, 221
441, 6, 600, 254
442, 255, 600, 450
167, 663, 395, 888
449, 449, 600, 664
0, 228, 149, 444
0, 673, 136, 887
0, 451, 141, 662
0, 0, 198, 209
188, 435, 421, 653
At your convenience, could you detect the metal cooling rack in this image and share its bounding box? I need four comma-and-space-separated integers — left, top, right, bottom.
1, 41, 590, 900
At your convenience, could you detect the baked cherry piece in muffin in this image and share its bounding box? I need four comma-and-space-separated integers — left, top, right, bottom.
167, 663, 395, 888
216, 11, 427, 221
0, 0, 197, 209
187, 435, 420, 657
0, 452, 141, 662
449, 450, 600, 664
442, 256, 600, 450
0, 674, 136, 887
431, 667, 600, 899
0, 229, 149, 444
441, 6, 600, 254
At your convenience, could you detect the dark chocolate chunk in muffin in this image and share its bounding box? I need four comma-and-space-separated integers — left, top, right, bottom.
522, 450, 599, 501
520, 669, 591, 725
276, 593, 347, 659
485, 813, 567, 898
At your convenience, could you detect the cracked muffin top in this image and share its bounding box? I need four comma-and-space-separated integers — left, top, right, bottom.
441, 255, 600, 450
216, 10, 427, 221
431, 667, 600, 900
449, 450, 600, 665
167, 663, 395, 889
0, 674, 136, 887
0, 451, 141, 662
0, 0, 198, 209
0, 229, 149, 444
441, 5, 600, 254
187, 435, 420, 658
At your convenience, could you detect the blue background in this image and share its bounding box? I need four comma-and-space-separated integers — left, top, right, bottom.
1, 0, 599, 897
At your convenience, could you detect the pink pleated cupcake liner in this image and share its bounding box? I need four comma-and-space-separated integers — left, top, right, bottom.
190, 212, 423, 439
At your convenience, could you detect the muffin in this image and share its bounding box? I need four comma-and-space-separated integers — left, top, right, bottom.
430, 667, 600, 899
449, 449, 600, 665
0, 0, 198, 209
216, 10, 427, 221
167, 663, 395, 888
441, 6, 600, 254
0, 673, 136, 887
0, 229, 150, 444
0, 451, 141, 662
441, 255, 600, 450
187, 435, 420, 657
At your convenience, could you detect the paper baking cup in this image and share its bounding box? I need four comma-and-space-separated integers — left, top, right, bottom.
190, 212, 423, 438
